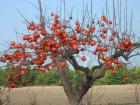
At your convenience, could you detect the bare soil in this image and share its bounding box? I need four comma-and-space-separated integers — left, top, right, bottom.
0, 85, 140, 105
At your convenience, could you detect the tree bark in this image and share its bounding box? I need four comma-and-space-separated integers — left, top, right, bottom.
57, 56, 106, 105
67, 77, 94, 105
68, 95, 81, 105
66, 85, 89, 105
57, 67, 90, 105
58, 69, 94, 105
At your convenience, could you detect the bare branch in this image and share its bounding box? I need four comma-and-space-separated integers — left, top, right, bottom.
69, 56, 89, 73
17, 9, 30, 23
128, 52, 140, 59
132, 43, 140, 47
38, 0, 45, 28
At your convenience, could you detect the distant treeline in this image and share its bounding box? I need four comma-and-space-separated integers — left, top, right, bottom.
0, 66, 140, 87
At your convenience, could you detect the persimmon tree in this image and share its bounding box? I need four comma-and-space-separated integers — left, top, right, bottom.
0, 0, 140, 105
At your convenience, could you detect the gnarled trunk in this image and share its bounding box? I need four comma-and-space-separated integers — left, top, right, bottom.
66, 81, 93, 105
57, 57, 106, 105
68, 94, 82, 105
57, 68, 93, 105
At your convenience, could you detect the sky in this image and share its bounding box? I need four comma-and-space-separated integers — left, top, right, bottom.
0, 0, 140, 67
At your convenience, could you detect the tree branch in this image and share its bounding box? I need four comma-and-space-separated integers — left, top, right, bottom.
128, 52, 140, 58
38, 0, 45, 28
69, 55, 89, 73
132, 43, 140, 47
92, 67, 106, 81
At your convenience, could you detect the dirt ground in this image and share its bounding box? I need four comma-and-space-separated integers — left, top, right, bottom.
0, 85, 140, 105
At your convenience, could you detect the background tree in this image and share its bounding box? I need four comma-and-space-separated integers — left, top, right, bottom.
0, 0, 140, 105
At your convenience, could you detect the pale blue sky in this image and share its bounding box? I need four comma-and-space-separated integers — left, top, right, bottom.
0, 0, 140, 66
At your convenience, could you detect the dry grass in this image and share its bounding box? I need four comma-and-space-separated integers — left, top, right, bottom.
0, 85, 140, 105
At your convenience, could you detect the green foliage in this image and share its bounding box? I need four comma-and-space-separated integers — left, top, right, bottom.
0, 70, 9, 86
69, 70, 86, 84
130, 67, 140, 84
95, 66, 139, 85
35, 70, 61, 85
26, 69, 61, 86
92, 67, 132, 85
0, 67, 140, 86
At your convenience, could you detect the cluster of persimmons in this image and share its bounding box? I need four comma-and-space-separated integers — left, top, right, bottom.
0, 13, 131, 88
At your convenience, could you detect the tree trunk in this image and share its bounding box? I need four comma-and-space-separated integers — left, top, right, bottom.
57, 66, 93, 105
68, 96, 81, 105
65, 81, 93, 105
66, 84, 92, 105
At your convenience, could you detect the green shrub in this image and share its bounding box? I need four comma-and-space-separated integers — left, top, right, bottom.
95, 66, 134, 85
0, 69, 13, 86
69, 70, 86, 84
0, 67, 140, 86
130, 67, 140, 84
